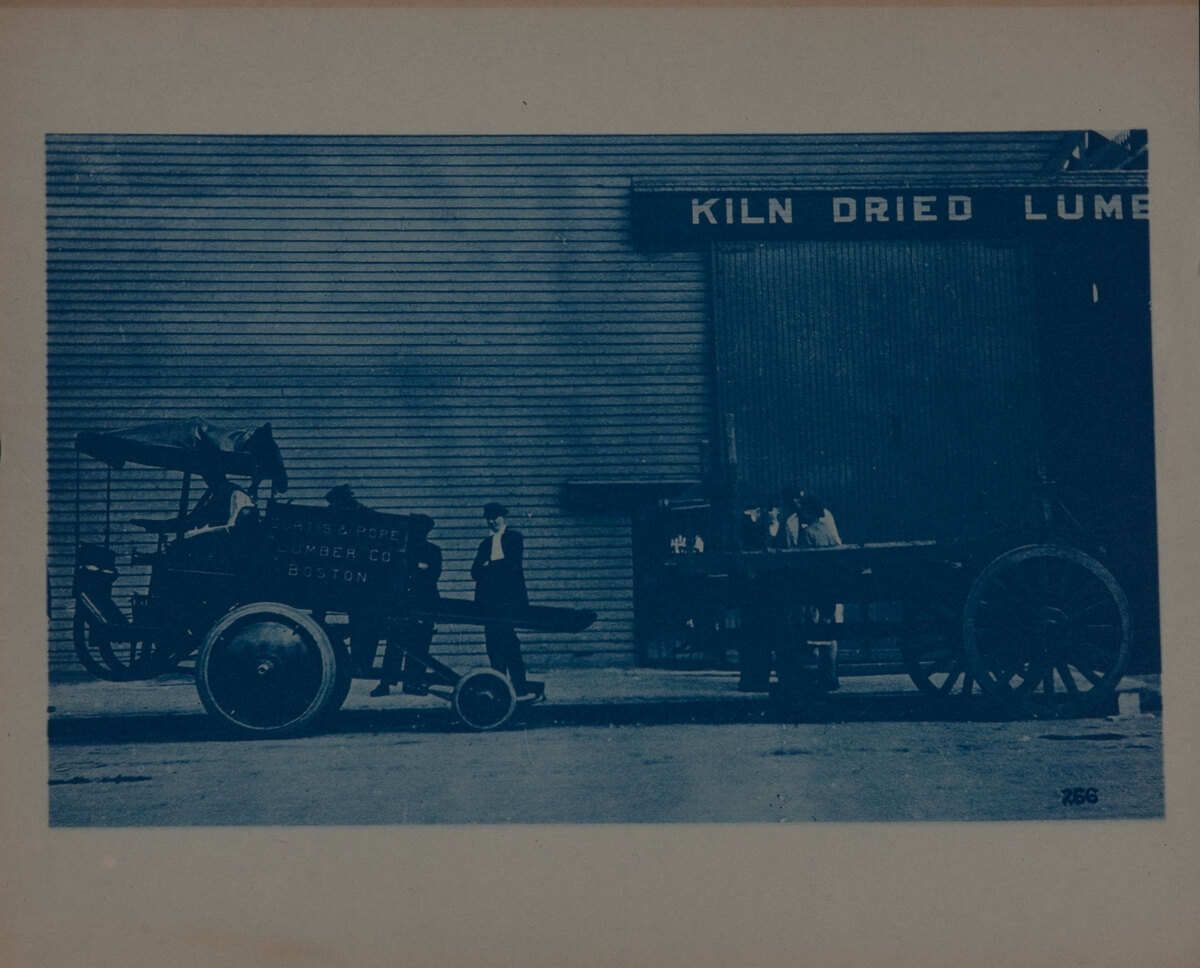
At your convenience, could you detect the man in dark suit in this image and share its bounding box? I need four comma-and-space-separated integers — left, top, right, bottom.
471, 502, 544, 700
372, 513, 442, 697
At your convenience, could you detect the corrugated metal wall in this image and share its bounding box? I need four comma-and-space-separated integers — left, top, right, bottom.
713, 240, 1042, 543
46, 133, 1069, 674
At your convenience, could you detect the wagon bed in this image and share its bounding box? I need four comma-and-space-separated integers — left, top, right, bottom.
653, 533, 1132, 717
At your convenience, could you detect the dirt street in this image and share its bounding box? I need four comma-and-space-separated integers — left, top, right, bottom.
48, 674, 1163, 826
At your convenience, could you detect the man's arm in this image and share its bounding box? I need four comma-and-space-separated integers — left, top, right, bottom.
184, 488, 255, 538
424, 544, 443, 583
469, 539, 488, 581
504, 530, 524, 567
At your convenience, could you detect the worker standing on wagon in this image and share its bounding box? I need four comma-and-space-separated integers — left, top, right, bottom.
472, 502, 544, 701
372, 514, 442, 697
741, 493, 788, 552
792, 492, 843, 691
785, 487, 841, 549
736, 493, 788, 691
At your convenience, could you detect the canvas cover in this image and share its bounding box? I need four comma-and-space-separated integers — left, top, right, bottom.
75, 417, 287, 490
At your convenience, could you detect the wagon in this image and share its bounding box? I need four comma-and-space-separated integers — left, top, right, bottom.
69, 418, 596, 736
649, 485, 1133, 718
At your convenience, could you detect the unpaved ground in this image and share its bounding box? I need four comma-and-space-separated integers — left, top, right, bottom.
48, 687, 1163, 825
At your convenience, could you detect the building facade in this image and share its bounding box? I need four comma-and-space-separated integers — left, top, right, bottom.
46, 132, 1156, 675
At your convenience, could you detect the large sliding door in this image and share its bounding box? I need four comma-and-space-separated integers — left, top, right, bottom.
712, 240, 1042, 544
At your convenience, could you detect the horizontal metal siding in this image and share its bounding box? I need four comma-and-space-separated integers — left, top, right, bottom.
48, 140, 709, 672
47, 133, 1069, 674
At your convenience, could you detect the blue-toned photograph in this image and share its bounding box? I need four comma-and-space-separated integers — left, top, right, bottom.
46, 132, 1161, 825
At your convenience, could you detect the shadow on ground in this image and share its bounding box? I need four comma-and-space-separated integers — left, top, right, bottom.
48, 690, 1117, 746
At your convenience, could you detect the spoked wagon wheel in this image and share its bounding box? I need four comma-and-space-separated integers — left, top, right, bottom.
196, 602, 341, 738
452, 668, 517, 731
963, 545, 1132, 718
900, 597, 979, 700
73, 597, 176, 681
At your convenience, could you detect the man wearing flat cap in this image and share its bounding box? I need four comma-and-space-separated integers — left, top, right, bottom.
471, 502, 543, 699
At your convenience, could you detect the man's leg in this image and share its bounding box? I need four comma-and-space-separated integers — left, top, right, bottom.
813, 601, 840, 690
378, 630, 406, 688
486, 622, 541, 698
350, 614, 381, 678
400, 622, 433, 694
484, 623, 506, 675
738, 595, 778, 692
369, 623, 402, 697
506, 628, 545, 699
497, 625, 527, 692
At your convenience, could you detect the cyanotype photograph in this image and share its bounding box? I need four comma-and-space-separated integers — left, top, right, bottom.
46, 132, 1162, 825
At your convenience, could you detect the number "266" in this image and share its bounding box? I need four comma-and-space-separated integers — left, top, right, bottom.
1061, 787, 1099, 806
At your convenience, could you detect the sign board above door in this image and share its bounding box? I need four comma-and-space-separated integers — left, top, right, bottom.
630, 186, 1148, 250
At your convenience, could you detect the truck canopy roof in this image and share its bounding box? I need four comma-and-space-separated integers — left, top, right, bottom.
75, 417, 287, 490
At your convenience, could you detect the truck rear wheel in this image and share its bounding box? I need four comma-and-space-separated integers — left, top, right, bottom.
196, 602, 339, 737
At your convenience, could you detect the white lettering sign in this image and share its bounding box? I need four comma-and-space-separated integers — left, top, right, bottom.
693, 196, 795, 225
948, 196, 972, 221
1024, 193, 1147, 222
831, 194, 976, 224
